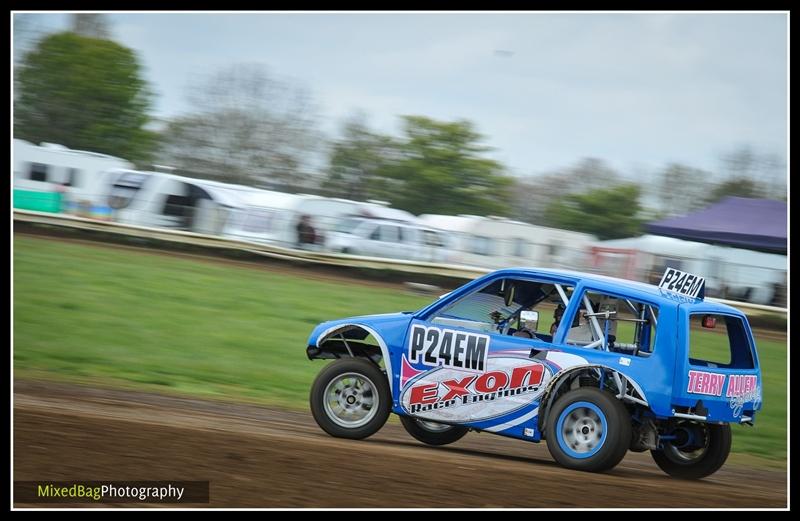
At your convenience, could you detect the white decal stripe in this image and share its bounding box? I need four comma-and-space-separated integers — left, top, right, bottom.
484, 407, 539, 433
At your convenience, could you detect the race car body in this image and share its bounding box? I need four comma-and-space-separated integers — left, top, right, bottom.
306, 267, 762, 478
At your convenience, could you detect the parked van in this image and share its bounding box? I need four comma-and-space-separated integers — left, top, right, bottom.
326, 218, 453, 263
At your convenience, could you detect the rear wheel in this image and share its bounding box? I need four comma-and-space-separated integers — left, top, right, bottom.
651, 422, 731, 479
545, 387, 631, 472
400, 416, 468, 446
310, 358, 391, 439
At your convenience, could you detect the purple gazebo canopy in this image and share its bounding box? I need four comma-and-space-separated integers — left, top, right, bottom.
646, 197, 787, 253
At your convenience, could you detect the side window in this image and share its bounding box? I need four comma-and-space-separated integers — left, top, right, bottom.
471, 235, 494, 256
29, 163, 49, 182
512, 238, 529, 258
430, 277, 573, 336
689, 314, 755, 369
381, 225, 400, 243
563, 290, 659, 357
163, 193, 190, 217
369, 226, 380, 240
423, 230, 445, 247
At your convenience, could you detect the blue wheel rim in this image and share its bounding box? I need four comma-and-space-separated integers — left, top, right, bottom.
556, 401, 608, 459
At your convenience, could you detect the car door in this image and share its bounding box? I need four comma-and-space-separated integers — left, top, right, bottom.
367, 224, 398, 258
359, 223, 382, 256
673, 306, 762, 423
396, 276, 566, 440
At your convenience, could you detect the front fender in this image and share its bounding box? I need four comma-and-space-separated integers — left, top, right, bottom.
306, 313, 414, 394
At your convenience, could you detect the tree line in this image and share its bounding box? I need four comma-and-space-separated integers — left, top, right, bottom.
13, 19, 787, 241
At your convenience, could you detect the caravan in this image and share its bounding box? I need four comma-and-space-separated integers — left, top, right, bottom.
13, 139, 134, 216
104, 169, 245, 234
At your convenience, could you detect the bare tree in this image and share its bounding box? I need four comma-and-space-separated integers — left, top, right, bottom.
719, 146, 786, 201
71, 14, 112, 39
655, 163, 713, 216
157, 63, 323, 191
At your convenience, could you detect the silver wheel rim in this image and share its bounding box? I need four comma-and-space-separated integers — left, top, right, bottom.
561, 406, 604, 454
417, 420, 453, 432
323, 372, 379, 429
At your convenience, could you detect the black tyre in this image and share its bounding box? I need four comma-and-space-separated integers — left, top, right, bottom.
545, 387, 632, 472
310, 358, 391, 440
651, 422, 731, 479
399, 416, 469, 446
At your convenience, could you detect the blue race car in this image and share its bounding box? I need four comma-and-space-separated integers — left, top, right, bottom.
306, 267, 762, 478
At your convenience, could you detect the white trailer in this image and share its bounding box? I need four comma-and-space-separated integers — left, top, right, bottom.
13, 139, 134, 216
417, 214, 595, 269
100, 169, 402, 249
103, 169, 245, 234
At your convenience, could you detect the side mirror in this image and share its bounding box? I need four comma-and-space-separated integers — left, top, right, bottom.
520, 310, 539, 332
701, 315, 717, 329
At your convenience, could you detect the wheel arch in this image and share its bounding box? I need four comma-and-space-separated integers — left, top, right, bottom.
538, 364, 649, 433
307, 323, 394, 393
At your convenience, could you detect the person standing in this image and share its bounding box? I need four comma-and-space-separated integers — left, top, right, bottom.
296, 214, 317, 249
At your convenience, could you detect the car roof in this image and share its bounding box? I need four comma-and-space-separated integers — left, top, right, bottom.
491, 267, 745, 314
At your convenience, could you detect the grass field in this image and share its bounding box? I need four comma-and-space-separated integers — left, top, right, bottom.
13, 235, 787, 464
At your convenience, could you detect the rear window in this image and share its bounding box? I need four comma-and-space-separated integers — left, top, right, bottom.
688, 314, 755, 369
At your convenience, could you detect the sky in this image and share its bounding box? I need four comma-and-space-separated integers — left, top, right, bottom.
13, 12, 789, 180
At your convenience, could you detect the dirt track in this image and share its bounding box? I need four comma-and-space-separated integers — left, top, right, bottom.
13, 380, 786, 508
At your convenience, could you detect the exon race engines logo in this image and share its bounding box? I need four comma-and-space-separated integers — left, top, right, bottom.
403, 361, 547, 416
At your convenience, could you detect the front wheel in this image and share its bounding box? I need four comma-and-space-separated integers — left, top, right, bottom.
400, 416, 468, 446
310, 358, 391, 439
651, 422, 731, 479
545, 387, 631, 472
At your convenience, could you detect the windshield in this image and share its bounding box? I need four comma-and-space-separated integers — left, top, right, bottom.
431, 278, 562, 335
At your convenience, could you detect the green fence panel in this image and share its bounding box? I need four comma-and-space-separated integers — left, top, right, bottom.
13, 189, 62, 213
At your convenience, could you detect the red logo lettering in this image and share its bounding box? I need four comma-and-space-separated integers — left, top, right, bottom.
441, 375, 477, 401
509, 364, 544, 388
474, 371, 509, 393
409, 383, 439, 405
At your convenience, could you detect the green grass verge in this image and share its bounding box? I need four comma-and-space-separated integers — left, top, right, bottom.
13, 235, 786, 464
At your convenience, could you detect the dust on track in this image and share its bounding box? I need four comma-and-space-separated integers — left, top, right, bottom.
13, 380, 786, 508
